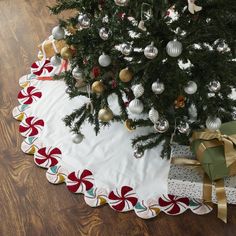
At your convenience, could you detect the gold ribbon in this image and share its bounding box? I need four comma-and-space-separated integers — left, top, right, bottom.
192, 131, 236, 167
171, 158, 229, 223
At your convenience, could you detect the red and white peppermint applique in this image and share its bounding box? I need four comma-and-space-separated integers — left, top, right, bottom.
108, 186, 138, 212
34, 147, 62, 168
159, 195, 189, 215
31, 59, 54, 76
18, 86, 42, 105
19, 116, 44, 137
66, 170, 94, 193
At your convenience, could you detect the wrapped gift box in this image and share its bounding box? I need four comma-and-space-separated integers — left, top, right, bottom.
168, 145, 236, 204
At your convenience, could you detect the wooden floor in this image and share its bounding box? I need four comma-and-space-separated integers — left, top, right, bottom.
0, 0, 236, 235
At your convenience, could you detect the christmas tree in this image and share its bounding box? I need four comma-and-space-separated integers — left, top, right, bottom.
49, 0, 236, 158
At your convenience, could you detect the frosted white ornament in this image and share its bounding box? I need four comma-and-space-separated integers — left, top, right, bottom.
132, 84, 144, 98
128, 99, 144, 114
114, 0, 129, 6
206, 116, 222, 131
154, 118, 169, 133
72, 133, 84, 144
50, 55, 61, 66
152, 81, 165, 94
78, 14, 90, 28
149, 108, 159, 124
184, 81, 198, 95
98, 53, 111, 67
72, 67, 84, 80
52, 26, 65, 40
144, 42, 158, 59
121, 43, 133, 56
99, 27, 111, 40
166, 39, 183, 57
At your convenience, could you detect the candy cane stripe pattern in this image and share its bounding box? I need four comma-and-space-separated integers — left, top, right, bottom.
108, 186, 138, 212
18, 86, 42, 105
66, 170, 94, 193
159, 195, 189, 215
34, 147, 62, 168
31, 59, 54, 76
19, 116, 44, 137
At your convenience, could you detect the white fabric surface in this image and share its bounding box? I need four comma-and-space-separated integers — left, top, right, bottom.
26, 79, 171, 200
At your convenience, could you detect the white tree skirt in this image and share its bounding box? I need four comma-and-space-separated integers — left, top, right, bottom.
13, 59, 212, 219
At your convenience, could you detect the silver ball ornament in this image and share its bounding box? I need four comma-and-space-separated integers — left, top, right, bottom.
206, 116, 222, 131
149, 108, 159, 124
208, 80, 221, 93
78, 14, 90, 28
152, 81, 165, 94
72, 133, 84, 144
99, 27, 111, 41
98, 53, 111, 67
166, 39, 183, 57
132, 84, 144, 98
128, 98, 144, 114
134, 148, 144, 159
72, 67, 84, 80
177, 122, 190, 134
184, 81, 198, 95
114, 0, 129, 6
52, 26, 65, 40
121, 43, 133, 56
154, 118, 169, 133
50, 55, 61, 66
144, 43, 158, 59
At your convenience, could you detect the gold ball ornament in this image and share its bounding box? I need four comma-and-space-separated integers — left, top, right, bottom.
92, 81, 105, 94
98, 108, 114, 122
60, 47, 73, 60
119, 68, 133, 83
125, 119, 136, 131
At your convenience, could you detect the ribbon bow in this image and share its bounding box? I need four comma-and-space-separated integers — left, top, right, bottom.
191, 130, 236, 167
187, 0, 202, 14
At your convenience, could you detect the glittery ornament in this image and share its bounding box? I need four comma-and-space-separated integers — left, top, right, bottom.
166, 39, 183, 57
128, 99, 144, 114
188, 103, 198, 122
152, 81, 165, 94
99, 27, 111, 40
121, 43, 133, 56
78, 14, 90, 28
177, 122, 190, 134
52, 26, 65, 40
184, 81, 198, 95
72, 67, 84, 80
208, 80, 221, 93
132, 84, 144, 98
144, 42, 158, 59
206, 116, 222, 131
91, 66, 101, 78
154, 118, 169, 133
149, 108, 159, 124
